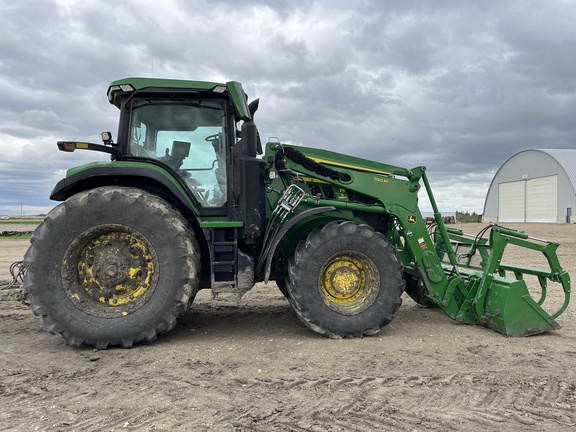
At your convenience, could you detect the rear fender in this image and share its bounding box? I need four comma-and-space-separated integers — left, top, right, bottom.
50, 164, 200, 218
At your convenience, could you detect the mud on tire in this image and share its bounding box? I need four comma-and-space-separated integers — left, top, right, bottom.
285, 221, 404, 339
24, 186, 200, 349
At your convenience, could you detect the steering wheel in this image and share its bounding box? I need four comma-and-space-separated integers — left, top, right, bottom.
205, 134, 220, 143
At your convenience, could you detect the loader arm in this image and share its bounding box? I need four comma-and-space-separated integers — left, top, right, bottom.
263, 142, 571, 336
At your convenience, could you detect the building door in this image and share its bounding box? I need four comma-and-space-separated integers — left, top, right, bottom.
499, 176, 557, 223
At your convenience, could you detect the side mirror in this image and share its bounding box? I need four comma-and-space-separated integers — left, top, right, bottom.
245, 99, 262, 155
248, 99, 259, 118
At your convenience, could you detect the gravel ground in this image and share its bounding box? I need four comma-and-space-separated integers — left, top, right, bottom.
1, 222, 575, 431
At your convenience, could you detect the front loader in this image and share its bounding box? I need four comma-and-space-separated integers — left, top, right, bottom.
24, 77, 571, 348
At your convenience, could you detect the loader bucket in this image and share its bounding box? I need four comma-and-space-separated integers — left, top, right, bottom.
434, 224, 570, 337
469, 276, 561, 336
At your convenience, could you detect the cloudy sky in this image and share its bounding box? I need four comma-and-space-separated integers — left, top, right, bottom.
1, 0, 575, 215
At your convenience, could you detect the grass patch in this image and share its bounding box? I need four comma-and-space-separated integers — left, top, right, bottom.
0, 233, 32, 239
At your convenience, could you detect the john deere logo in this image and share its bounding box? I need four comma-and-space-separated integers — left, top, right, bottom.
407, 215, 417, 224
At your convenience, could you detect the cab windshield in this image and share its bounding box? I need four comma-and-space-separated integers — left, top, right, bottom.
128, 98, 227, 207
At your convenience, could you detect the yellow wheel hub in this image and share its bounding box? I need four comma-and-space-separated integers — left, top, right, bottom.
76, 231, 155, 308
321, 254, 379, 315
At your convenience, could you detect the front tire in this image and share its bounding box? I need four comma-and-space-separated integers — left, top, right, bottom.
403, 273, 438, 308
24, 186, 200, 349
285, 221, 404, 339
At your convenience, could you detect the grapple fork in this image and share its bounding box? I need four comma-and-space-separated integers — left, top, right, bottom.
435, 225, 571, 336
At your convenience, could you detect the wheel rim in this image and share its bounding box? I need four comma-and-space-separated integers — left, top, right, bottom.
62, 225, 157, 317
320, 252, 379, 315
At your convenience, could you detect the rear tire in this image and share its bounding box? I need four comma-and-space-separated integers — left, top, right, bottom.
24, 186, 200, 349
285, 221, 404, 339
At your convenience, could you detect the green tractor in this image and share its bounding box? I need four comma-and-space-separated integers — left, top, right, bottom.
24, 78, 571, 348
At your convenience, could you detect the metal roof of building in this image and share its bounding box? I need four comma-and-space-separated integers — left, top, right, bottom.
538, 149, 576, 191
482, 148, 576, 220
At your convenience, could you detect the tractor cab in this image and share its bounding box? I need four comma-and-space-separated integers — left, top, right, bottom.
124, 96, 229, 207
56, 78, 264, 225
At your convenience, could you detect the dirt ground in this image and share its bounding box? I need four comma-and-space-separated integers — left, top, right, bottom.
1, 222, 575, 431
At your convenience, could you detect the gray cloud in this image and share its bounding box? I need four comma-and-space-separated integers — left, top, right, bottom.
0, 0, 575, 215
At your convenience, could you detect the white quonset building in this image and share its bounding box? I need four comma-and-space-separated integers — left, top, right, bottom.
483, 149, 576, 223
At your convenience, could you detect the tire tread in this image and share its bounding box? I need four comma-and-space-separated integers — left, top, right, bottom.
286, 221, 404, 339
23, 186, 200, 349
